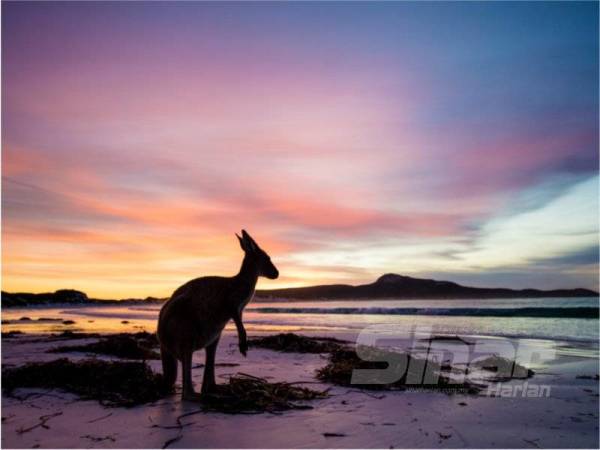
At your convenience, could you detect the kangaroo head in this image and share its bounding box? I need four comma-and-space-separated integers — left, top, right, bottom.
236, 229, 279, 279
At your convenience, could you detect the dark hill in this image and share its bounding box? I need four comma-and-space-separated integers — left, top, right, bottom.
1, 289, 89, 307
255, 273, 598, 300
1, 290, 164, 308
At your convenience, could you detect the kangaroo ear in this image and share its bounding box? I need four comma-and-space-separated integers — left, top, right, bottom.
241, 229, 257, 252
236, 233, 246, 252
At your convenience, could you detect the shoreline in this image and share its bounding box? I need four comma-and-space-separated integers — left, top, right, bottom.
3, 294, 599, 309
2, 298, 599, 344
2, 329, 598, 448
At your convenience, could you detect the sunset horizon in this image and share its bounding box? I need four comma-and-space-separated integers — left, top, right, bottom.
2, 265, 598, 301
3, 2, 598, 298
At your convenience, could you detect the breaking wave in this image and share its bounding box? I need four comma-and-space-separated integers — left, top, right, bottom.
247, 306, 599, 319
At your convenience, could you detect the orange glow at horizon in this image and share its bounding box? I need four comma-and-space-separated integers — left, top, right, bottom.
2, 2, 598, 298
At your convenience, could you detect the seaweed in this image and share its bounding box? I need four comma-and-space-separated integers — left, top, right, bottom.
48, 331, 102, 340
2, 358, 170, 407
1, 358, 326, 412
420, 335, 474, 346
471, 355, 534, 380
576, 374, 599, 380
249, 333, 481, 393
317, 346, 480, 393
248, 333, 346, 354
199, 373, 328, 413
16, 412, 63, 435
48, 332, 159, 360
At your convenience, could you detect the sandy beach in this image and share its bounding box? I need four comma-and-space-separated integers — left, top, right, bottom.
3, 1, 599, 448
2, 325, 598, 449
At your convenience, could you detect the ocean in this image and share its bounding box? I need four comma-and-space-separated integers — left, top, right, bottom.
2, 297, 598, 344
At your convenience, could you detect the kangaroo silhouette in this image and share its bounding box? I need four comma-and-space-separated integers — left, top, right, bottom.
157, 230, 279, 400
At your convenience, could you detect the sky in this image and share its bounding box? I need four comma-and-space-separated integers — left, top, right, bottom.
2, 2, 598, 298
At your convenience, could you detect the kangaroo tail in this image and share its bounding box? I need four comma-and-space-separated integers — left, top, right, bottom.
160, 346, 178, 390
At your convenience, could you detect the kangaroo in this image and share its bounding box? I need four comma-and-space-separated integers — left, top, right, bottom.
157, 230, 279, 400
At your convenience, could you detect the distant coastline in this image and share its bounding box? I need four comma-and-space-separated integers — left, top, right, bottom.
0, 289, 166, 308
1, 273, 597, 308
254, 274, 598, 301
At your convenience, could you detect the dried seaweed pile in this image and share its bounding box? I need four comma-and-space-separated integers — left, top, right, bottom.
420, 335, 474, 345
2, 331, 102, 344
200, 373, 328, 413
317, 346, 481, 393
471, 355, 535, 380
49, 331, 102, 340
48, 332, 160, 360
248, 333, 346, 353
2, 358, 169, 407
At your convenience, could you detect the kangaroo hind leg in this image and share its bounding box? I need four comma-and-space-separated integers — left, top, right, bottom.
201, 338, 220, 395
160, 346, 177, 390
181, 349, 201, 401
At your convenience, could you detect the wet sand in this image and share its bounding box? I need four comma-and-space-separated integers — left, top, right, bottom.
1, 330, 598, 449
